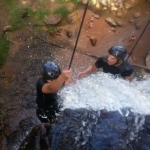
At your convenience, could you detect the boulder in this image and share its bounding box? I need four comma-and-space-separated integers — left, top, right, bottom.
124, 3, 132, 9
146, 51, 150, 69
105, 17, 117, 27
44, 15, 62, 25
67, 12, 78, 24
133, 12, 141, 18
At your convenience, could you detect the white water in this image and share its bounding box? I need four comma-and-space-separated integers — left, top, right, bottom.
58, 72, 150, 115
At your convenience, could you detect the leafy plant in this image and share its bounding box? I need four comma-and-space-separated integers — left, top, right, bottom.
47, 25, 57, 34
55, 0, 66, 4
68, 0, 80, 6
9, 7, 35, 30
2, 0, 18, 10
53, 5, 72, 17
55, 0, 80, 6
38, 0, 44, 5
8, 7, 50, 30
0, 34, 10, 65
35, 9, 50, 23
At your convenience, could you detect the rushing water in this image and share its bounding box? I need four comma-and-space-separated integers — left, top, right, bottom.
58, 72, 150, 115
40, 72, 149, 150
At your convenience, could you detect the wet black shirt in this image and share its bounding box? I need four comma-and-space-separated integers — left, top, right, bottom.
95, 56, 134, 78
36, 78, 58, 109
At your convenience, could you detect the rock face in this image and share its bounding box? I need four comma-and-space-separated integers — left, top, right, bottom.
146, 51, 150, 68
44, 15, 62, 25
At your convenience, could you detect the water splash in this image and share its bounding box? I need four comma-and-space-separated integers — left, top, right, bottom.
58, 72, 150, 115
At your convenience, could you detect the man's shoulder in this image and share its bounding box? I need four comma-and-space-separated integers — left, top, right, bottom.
99, 56, 108, 62
37, 78, 45, 86
121, 61, 134, 76
124, 61, 134, 70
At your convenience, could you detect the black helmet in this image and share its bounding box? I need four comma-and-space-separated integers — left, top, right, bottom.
42, 62, 61, 80
108, 46, 127, 61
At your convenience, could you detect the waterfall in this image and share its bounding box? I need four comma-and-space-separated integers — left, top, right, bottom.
58, 72, 150, 115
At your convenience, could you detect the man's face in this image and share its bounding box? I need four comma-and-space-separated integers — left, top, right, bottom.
107, 54, 118, 65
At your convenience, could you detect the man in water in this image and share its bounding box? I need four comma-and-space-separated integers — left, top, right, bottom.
36, 61, 72, 123
77, 45, 134, 81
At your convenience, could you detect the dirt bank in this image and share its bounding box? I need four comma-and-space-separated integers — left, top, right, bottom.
0, 0, 150, 149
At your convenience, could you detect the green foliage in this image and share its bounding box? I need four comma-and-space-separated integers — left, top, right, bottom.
68, 0, 80, 6
47, 25, 57, 34
55, 0, 80, 6
0, 34, 10, 66
53, 5, 72, 17
35, 9, 50, 23
2, 0, 18, 10
8, 7, 50, 30
55, 0, 66, 4
9, 7, 35, 30
38, 0, 44, 5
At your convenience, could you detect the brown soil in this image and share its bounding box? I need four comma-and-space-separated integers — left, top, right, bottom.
0, 0, 150, 148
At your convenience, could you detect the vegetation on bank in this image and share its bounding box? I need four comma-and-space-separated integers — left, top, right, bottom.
0, 34, 10, 65
55, 0, 80, 6
1, 0, 75, 65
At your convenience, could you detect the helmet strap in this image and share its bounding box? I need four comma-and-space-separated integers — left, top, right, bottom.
114, 59, 123, 66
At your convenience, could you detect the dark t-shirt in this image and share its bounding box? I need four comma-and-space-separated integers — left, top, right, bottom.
95, 56, 134, 78
36, 78, 58, 109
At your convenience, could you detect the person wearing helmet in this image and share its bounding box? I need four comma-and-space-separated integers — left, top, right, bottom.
77, 46, 134, 81
36, 61, 73, 123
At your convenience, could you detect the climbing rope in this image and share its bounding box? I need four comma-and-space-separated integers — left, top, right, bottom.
68, 0, 90, 69
118, 19, 150, 75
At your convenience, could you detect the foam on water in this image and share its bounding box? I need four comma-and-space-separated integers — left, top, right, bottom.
58, 72, 150, 115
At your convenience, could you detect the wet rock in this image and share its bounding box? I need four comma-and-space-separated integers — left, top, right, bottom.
0, 105, 10, 142
129, 19, 135, 24
146, 51, 150, 69
117, 12, 123, 18
81, 0, 88, 5
67, 12, 78, 24
110, 27, 116, 32
99, 0, 107, 7
18, 123, 51, 150
135, 23, 140, 30
87, 36, 97, 46
133, 12, 141, 18
19, 116, 33, 129
124, 3, 132, 9
17, 109, 150, 150
44, 15, 62, 25
116, 20, 123, 27
3, 25, 12, 32
1, 137, 8, 150
111, 6, 118, 11
102, 7, 107, 10
65, 30, 72, 38
94, 14, 100, 19
0, 72, 6, 79
105, 17, 117, 27
65, 2, 76, 10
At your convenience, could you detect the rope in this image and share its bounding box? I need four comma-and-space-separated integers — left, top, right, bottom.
126, 19, 150, 61
68, 0, 90, 69
118, 19, 150, 76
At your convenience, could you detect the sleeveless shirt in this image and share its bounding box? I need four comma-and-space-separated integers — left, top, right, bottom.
36, 78, 58, 109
